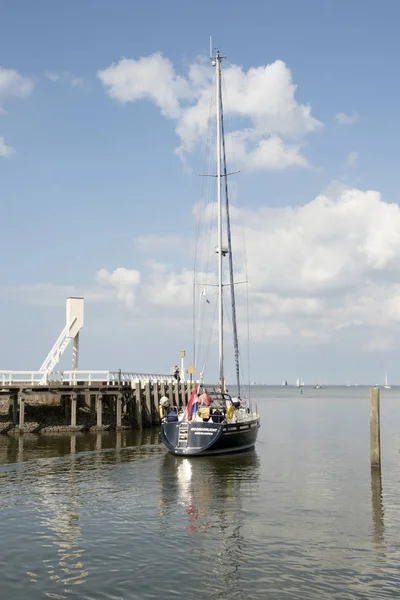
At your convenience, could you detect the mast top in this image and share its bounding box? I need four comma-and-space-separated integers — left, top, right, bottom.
210, 37, 226, 65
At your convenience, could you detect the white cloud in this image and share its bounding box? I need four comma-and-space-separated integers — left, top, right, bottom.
346, 151, 358, 166
98, 54, 192, 118
0, 66, 34, 156
96, 267, 141, 308
45, 71, 86, 89
336, 112, 359, 125
45, 72, 61, 82
0, 66, 34, 104
231, 132, 309, 170
98, 53, 321, 170
138, 187, 400, 346
142, 262, 194, 307
10, 186, 400, 351
0, 136, 14, 157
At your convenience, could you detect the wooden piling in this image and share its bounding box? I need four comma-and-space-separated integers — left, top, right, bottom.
370, 387, 381, 468
180, 382, 186, 409
167, 383, 173, 405
12, 394, 18, 424
116, 394, 122, 429
71, 394, 77, 428
84, 390, 91, 412
90, 393, 95, 420
96, 393, 103, 429
153, 383, 160, 424
370, 466, 384, 549
160, 381, 166, 400
174, 382, 180, 409
143, 383, 152, 426
134, 382, 142, 428
18, 393, 25, 431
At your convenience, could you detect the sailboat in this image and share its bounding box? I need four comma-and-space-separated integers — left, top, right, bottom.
159, 49, 260, 456
384, 372, 391, 389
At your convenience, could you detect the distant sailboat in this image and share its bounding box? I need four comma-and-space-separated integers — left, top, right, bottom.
384, 372, 391, 389
296, 378, 304, 388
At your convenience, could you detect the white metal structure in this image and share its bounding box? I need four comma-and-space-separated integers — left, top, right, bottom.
38, 297, 84, 384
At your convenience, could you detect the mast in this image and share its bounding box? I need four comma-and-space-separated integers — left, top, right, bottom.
221, 94, 241, 398
214, 50, 224, 390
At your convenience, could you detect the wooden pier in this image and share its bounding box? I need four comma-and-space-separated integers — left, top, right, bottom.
0, 373, 193, 434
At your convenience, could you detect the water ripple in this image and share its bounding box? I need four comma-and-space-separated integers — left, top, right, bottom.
1, 390, 400, 598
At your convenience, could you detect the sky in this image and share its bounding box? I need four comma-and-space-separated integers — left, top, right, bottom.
1, 0, 400, 384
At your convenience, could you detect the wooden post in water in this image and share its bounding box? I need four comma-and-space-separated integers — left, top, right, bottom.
370, 387, 381, 469
370, 465, 384, 550
116, 393, 122, 430
90, 393, 95, 421
153, 383, 160, 424
134, 382, 142, 428
143, 383, 152, 426
71, 393, 77, 429
70, 433, 76, 454
12, 394, 18, 424
96, 393, 103, 429
116, 429, 122, 452
18, 392, 25, 431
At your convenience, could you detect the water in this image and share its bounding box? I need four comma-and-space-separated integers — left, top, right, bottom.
1, 386, 400, 599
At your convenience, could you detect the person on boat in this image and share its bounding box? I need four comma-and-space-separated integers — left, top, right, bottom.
198, 389, 212, 406
159, 395, 170, 419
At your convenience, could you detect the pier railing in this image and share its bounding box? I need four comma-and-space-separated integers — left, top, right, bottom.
0, 370, 178, 387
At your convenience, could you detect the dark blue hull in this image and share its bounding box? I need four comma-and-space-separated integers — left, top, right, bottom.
160, 417, 260, 456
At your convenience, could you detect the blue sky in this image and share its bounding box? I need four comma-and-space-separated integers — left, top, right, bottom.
1, 0, 400, 384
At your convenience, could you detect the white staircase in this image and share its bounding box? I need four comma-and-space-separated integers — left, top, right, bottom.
38, 298, 84, 385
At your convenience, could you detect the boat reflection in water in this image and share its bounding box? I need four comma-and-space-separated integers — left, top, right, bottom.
158, 451, 260, 596
159, 450, 259, 524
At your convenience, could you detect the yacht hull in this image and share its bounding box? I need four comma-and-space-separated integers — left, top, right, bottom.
160, 417, 260, 456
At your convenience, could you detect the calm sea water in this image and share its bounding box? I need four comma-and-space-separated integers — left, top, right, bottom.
1, 386, 400, 600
